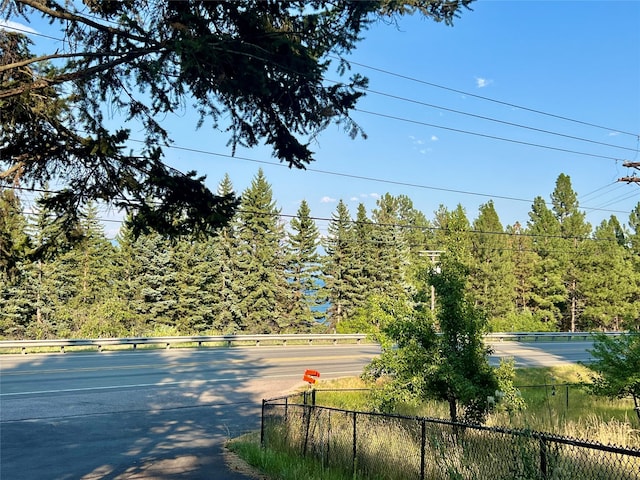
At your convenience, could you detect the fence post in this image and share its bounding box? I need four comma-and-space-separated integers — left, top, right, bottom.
539, 437, 548, 479
260, 399, 266, 447
303, 404, 311, 456
352, 411, 357, 476
420, 418, 426, 480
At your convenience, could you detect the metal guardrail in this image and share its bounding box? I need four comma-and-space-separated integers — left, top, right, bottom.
0, 332, 631, 354
0, 334, 368, 354
484, 331, 628, 342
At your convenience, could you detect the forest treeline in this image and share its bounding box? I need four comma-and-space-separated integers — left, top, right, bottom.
1, 170, 639, 339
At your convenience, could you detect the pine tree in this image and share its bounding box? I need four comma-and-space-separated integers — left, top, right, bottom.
527, 196, 566, 329
131, 232, 179, 333
172, 235, 219, 333
506, 222, 539, 321
470, 200, 517, 323
287, 200, 324, 330
0, 190, 33, 337
26, 192, 85, 337
580, 217, 639, 330
396, 195, 433, 287
550, 174, 591, 331
70, 203, 120, 337
323, 200, 360, 329
371, 194, 411, 301
210, 174, 243, 333
234, 169, 289, 333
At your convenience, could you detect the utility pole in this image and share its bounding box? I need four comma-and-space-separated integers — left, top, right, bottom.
421, 250, 444, 311
618, 161, 640, 184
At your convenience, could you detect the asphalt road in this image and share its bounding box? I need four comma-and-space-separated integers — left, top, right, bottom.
0, 344, 379, 480
0, 341, 595, 479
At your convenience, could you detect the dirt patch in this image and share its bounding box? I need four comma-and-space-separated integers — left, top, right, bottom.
223, 434, 270, 480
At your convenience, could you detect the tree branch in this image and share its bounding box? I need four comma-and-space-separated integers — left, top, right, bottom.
16, 0, 151, 44
0, 46, 162, 99
0, 51, 125, 73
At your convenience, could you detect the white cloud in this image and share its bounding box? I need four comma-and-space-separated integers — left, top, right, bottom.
320, 196, 337, 203
608, 131, 621, 137
430, 135, 439, 142
475, 77, 493, 88
350, 196, 359, 202
0, 20, 38, 35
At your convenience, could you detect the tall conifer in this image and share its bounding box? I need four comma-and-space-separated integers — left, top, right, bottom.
235, 169, 288, 332
287, 200, 323, 329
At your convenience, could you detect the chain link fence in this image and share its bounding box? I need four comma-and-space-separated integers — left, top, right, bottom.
261, 392, 640, 480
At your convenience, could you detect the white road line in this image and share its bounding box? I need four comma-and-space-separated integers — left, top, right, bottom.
0, 370, 362, 397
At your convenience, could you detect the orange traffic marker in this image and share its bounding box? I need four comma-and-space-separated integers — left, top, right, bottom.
303, 374, 317, 384
303, 369, 320, 384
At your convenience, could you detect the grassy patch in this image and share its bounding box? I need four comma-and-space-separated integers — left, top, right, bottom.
226, 432, 375, 480
300, 367, 640, 448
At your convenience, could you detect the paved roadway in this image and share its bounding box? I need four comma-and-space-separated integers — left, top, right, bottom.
0, 341, 595, 479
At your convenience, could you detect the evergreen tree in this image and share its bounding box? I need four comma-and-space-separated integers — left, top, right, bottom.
111, 220, 146, 335
210, 174, 243, 333
323, 200, 360, 328
0, 190, 33, 337
234, 169, 289, 333
2, 2, 471, 235
471, 200, 517, 323
432, 204, 473, 267
505, 222, 542, 329
131, 232, 179, 333
371, 194, 411, 301
70, 203, 120, 337
627, 202, 640, 329
287, 200, 324, 330
172, 236, 219, 333
26, 192, 85, 337
580, 217, 639, 330
396, 195, 433, 287
550, 174, 591, 331
527, 196, 566, 328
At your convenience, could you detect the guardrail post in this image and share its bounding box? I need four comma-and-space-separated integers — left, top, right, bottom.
166, 343, 170, 349
60, 346, 65, 353
22, 347, 26, 354
98, 345, 102, 352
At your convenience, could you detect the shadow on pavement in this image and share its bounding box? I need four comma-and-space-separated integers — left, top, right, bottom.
0, 346, 315, 479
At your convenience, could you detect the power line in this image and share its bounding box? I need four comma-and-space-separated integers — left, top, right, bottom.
5, 20, 636, 161
354, 109, 625, 162
343, 58, 639, 138
357, 86, 637, 153
4, 184, 634, 245
135, 140, 636, 217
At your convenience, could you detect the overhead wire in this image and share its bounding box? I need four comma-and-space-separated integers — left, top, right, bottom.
2, 14, 639, 224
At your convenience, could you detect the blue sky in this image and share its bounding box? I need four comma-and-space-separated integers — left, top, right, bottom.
3, 1, 640, 239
